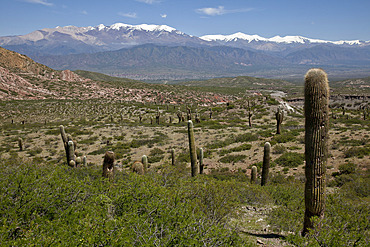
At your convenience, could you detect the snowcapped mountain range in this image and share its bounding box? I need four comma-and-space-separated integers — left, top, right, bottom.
1, 23, 369, 80
200, 32, 364, 45
1, 22, 369, 56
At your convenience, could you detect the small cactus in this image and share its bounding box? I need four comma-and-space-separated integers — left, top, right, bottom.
275, 107, 284, 134
302, 68, 329, 236
251, 166, 257, 184
132, 161, 145, 175
261, 142, 271, 186
75, 156, 82, 166
82, 156, 87, 166
102, 151, 115, 180
199, 148, 204, 174
142, 155, 148, 170
188, 120, 198, 177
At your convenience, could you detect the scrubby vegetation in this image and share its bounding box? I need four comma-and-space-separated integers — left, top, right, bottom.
0, 71, 369, 246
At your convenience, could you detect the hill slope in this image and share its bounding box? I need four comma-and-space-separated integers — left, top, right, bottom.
36, 44, 287, 80
180, 76, 292, 89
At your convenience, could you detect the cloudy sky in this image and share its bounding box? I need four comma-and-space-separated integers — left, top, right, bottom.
1, 0, 370, 40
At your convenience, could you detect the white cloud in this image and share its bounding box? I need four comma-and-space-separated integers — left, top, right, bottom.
197, 6, 225, 16
119, 12, 137, 18
196, 6, 253, 16
81, 10, 88, 15
160, 14, 167, 18
24, 0, 53, 6
136, 0, 160, 4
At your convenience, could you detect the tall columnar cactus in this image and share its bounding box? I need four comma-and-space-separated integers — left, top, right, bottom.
247, 100, 254, 127
60, 125, 76, 166
275, 107, 284, 134
195, 110, 201, 123
199, 148, 204, 174
67, 141, 75, 167
18, 138, 23, 151
188, 120, 198, 177
302, 68, 329, 236
261, 142, 271, 186
251, 166, 257, 184
142, 155, 148, 170
171, 148, 175, 166
102, 151, 115, 180
363, 106, 368, 120
156, 107, 161, 125
187, 106, 192, 121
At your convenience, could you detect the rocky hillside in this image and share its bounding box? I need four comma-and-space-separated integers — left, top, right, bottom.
0, 47, 233, 104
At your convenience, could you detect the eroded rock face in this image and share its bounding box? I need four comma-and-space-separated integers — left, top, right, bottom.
60, 70, 91, 82
0, 66, 55, 100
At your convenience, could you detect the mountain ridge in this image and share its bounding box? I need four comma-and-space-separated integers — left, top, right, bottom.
1, 23, 370, 81
1, 22, 369, 57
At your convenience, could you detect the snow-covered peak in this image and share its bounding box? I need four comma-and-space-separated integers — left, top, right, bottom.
268, 35, 327, 44
201, 32, 267, 43
96, 24, 106, 31
200, 32, 367, 46
92, 23, 178, 33
135, 24, 176, 32
332, 40, 362, 45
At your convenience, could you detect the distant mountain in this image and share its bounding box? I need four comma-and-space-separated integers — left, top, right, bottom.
1, 23, 370, 80
1, 23, 369, 57
0, 23, 206, 56
285, 44, 370, 65
35, 44, 287, 80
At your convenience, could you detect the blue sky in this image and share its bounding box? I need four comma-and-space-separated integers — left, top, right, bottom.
1, 0, 370, 41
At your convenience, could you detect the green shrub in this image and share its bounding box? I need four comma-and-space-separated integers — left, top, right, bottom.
219, 154, 246, 163
219, 143, 252, 156
148, 147, 165, 163
0, 158, 248, 246
272, 144, 286, 154
274, 152, 304, 168
270, 132, 297, 145
344, 146, 370, 158
338, 162, 357, 175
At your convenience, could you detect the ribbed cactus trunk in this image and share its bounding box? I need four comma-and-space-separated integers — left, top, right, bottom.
251, 166, 257, 184
18, 138, 23, 151
67, 141, 75, 167
199, 148, 204, 174
82, 156, 87, 166
142, 155, 148, 171
60, 125, 75, 166
188, 120, 198, 177
261, 142, 271, 186
275, 107, 284, 134
171, 148, 175, 166
302, 68, 329, 236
